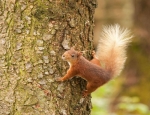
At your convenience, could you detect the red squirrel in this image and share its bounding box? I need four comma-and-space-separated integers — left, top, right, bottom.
57, 24, 132, 97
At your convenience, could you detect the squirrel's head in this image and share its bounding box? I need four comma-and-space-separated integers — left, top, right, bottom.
62, 47, 82, 64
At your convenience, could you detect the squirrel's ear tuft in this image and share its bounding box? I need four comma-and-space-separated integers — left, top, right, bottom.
70, 47, 75, 50
77, 52, 82, 57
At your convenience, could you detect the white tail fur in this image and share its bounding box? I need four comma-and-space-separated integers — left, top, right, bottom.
96, 24, 132, 77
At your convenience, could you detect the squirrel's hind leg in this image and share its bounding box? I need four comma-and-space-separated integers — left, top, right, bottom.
82, 82, 98, 97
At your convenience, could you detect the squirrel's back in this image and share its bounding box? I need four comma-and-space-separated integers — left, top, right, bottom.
76, 56, 111, 82
96, 24, 132, 77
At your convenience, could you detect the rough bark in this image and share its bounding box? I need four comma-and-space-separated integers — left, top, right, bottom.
0, 0, 96, 114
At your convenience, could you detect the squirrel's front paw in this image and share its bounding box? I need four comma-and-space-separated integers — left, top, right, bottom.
55, 77, 63, 82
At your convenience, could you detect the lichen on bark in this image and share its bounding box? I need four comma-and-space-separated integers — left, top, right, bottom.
0, 0, 96, 114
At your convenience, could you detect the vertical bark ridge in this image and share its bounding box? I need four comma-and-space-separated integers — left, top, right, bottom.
0, 0, 96, 114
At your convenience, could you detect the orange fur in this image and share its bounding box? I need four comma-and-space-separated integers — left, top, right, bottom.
57, 25, 132, 97
57, 49, 110, 97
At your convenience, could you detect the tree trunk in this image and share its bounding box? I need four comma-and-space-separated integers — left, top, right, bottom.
0, 0, 96, 114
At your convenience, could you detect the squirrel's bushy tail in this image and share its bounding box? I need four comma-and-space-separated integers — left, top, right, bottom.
96, 24, 132, 77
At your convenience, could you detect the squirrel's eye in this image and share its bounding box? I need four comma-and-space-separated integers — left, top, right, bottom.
71, 54, 75, 57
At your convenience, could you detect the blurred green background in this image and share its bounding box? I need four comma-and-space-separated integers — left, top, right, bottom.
91, 0, 150, 115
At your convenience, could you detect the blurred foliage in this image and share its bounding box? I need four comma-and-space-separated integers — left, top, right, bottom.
91, 80, 115, 115
92, 0, 150, 114
122, 40, 150, 105
116, 96, 150, 115
91, 79, 150, 115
